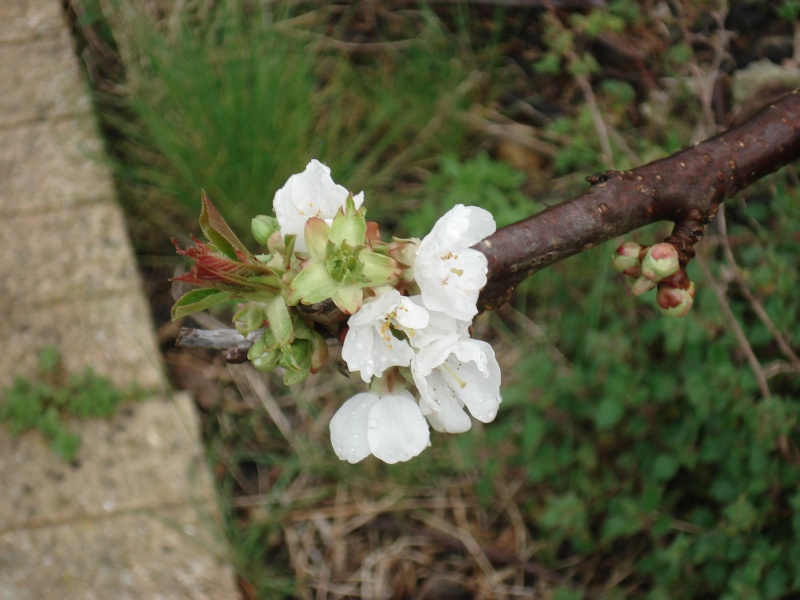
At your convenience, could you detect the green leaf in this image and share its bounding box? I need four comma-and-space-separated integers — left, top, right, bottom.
199, 192, 250, 259
171, 288, 231, 320
595, 396, 625, 430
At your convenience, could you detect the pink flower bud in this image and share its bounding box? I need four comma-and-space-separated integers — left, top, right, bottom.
612, 241, 643, 273
629, 275, 657, 296
641, 243, 680, 282
656, 281, 696, 317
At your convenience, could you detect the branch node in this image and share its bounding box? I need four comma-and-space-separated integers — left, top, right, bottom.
665, 207, 710, 269
585, 170, 616, 185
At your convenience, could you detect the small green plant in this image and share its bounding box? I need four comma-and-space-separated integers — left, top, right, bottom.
401, 152, 536, 236
0, 347, 143, 460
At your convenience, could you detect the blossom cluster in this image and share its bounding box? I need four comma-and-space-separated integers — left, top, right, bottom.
172, 160, 502, 464
612, 241, 695, 317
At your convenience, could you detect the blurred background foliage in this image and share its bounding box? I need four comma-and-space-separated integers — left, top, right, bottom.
69, 0, 800, 598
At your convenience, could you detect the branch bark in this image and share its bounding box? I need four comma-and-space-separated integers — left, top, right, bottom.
476, 88, 800, 310
176, 89, 800, 352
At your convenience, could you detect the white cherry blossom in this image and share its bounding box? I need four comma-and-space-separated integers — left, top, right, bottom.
411, 333, 502, 433
273, 159, 364, 253
329, 391, 430, 464
414, 204, 495, 321
342, 289, 430, 383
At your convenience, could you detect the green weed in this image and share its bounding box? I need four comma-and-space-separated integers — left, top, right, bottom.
0, 348, 144, 461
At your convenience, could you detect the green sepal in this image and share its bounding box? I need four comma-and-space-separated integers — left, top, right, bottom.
264, 295, 293, 346
171, 289, 231, 320
199, 192, 250, 260
329, 195, 366, 247
288, 263, 340, 306
360, 250, 400, 285
331, 284, 364, 314
303, 218, 330, 261
309, 331, 329, 371
280, 343, 312, 385
291, 316, 327, 370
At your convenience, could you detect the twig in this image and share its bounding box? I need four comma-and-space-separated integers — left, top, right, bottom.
695, 254, 771, 400
716, 205, 800, 369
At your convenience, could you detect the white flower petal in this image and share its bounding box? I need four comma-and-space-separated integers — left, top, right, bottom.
329, 392, 379, 463
406, 298, 468, 348
347, 289, 401, 327
417, 371, 472, 433
366, 391, 430, 463
414, 205, 494, 321
273, 159, 364, 253
418, 204, 496, 254
446, 339, 502, 423
342, 290, 426, 382
394, 296, 430, 330
412, 336, 502, 429
411, 333, 462, 376
415, 250, 487, 320
341, 325, 413, 383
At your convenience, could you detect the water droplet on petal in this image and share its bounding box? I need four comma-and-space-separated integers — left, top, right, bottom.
368, 419, 379, 429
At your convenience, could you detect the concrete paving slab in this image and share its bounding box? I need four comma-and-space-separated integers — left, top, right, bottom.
0, 115, 114, 214
0, 202, 139, 306
0, 28, 90, 127
0, 394, 206, 530
0, 0, 62, 43
0, 506, 236, 600
0, 393, 239, 598
0, 290, 163, 390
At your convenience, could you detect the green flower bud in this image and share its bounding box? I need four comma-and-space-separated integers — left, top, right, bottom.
642, 243, 680, 282
612, 241, 643, 273
233, 302, 266, 335
247, 336, 280, 371
252, 215, 279, 246
657, 281, 695, 317
629, 275, 657, 296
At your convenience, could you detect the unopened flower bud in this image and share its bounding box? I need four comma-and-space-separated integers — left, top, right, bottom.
612, 241, 643, 273
629, 275, 657, 296
656, 281, 696, 317
252, 215, 279, 246
622, 265, 642, 278
641, 243, 680, 282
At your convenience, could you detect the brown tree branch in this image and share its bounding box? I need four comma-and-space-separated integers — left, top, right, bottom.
477, 88, 800, 310
177, 89, 800, 353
